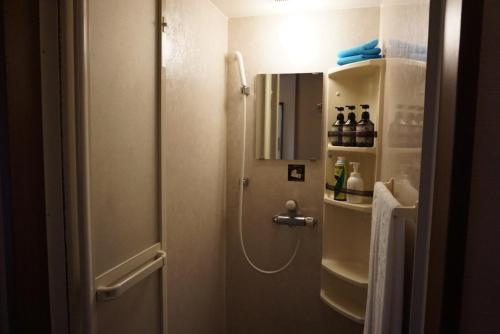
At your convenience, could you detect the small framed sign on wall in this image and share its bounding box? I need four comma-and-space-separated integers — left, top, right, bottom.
288, 164, 305, 182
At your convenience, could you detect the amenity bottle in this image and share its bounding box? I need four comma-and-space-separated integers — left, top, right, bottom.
347, 162, 364, 204
389, 104, 404, 147
333, 156, 347, 201
343, 106, 357, 147
330, 107, 345, 146
356, 104, 375, 147
415, 106, 424, 147
401, 111, 413, 148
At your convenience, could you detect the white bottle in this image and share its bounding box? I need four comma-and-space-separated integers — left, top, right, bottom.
347, 162, 364, 204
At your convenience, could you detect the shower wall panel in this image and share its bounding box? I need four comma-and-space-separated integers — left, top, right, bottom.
226, 8, 380, 334
164, 1, 228, 333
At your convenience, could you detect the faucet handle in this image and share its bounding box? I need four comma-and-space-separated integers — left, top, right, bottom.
286, 200, 297, 211
305, 217, 317, 227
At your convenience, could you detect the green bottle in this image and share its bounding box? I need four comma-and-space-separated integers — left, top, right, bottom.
334, 156, 347, 201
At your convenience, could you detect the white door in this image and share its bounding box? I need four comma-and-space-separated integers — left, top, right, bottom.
67, 0, 167, 333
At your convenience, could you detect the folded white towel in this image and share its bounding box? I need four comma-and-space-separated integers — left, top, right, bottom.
364, 182, 405, 334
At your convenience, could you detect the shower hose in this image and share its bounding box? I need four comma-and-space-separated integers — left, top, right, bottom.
238, 92, 301, 274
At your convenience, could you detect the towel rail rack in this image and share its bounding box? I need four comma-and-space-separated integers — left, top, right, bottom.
383, 178, 419, 332
383, 178, 418, 221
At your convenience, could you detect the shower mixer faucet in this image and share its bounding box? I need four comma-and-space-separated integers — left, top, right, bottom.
272, 200, 317, 227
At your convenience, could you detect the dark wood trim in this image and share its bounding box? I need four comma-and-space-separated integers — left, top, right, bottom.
2, 0, 52, 332
0, 0, 13, 331
425, 0, 485, 332
440, 0, 484, 331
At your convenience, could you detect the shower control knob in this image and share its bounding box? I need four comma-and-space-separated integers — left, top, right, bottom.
305, 217, 317, 227
286, 200, 297, 211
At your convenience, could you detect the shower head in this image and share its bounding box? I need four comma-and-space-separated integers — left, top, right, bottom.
234, 51, 248, 88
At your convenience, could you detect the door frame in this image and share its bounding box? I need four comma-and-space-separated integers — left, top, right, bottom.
39, 1, 71, 332
46, 0, 169, 332
44, 0, 486, 332
2, 0, 54, 332
410, 0, 485, 332
0, 3, 12, 330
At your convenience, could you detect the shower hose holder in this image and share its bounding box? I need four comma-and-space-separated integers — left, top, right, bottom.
241, 85, 250, 96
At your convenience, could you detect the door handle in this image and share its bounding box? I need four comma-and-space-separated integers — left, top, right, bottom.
96, 249, 166, 302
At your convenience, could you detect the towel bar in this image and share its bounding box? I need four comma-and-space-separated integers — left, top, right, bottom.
384, 178, 418, 221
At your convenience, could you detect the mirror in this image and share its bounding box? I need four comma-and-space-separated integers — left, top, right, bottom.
255, 73, 323, 160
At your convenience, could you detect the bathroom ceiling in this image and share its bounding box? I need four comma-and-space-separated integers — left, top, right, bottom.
211, 0, 383, 18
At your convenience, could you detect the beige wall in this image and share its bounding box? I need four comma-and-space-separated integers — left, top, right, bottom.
164, 1, 228, 333
226, 8, 380, 333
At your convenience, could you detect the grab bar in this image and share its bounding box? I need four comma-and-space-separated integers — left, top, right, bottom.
96, 249, 166, 302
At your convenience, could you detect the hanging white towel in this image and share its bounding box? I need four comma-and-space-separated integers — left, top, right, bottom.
364, 182, 405, 334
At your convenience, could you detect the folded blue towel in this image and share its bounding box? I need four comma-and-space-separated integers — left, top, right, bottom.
387, 39, 427, 55
337, 54, 382, 66
360, 47, 381, 56
338, 39, 379, 58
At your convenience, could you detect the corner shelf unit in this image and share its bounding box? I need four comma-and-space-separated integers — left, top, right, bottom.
320, 290, 366, 324
328, 58, 385, 79
324, 196, 372, 214
327, 144, 376, 155
321, 59, 386, 324
322, 259, 369, 287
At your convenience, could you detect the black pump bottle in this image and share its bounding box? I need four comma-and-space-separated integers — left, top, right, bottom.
343, 105, 357, 147
330, 107, 345, 146
356, 104, 375, 147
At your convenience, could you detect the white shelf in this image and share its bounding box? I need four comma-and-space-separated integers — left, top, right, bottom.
327, 144, 376, 154
328, 58, 385, 79
322, 54, 384, 324
324, 195, 372, 214
385, 57, 427, 70
320, 290, 365, 324
322, 259, 369, 287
